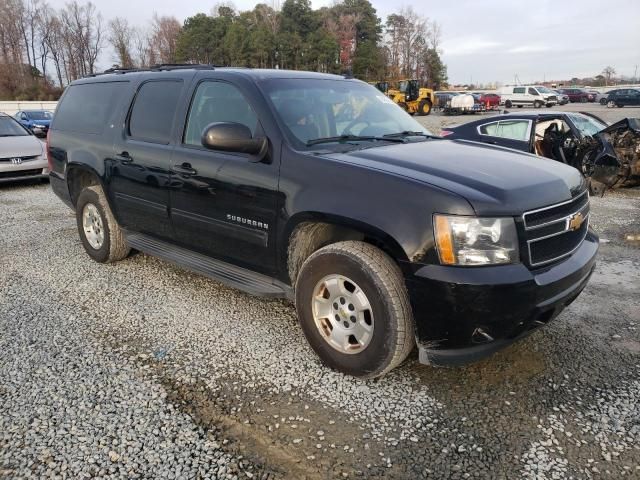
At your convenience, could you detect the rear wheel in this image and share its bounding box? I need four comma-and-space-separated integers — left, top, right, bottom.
580, 97, 588, 103
295, 241, 414, 378
599, 98, 607, 105
417, 100, 432, 116
505, 100, 513, 108
76, 185, 130, 263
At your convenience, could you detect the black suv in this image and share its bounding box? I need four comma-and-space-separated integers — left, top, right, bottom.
48, 66, 598, 377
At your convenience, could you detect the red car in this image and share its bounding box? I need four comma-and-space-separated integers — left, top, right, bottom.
472, 92, 501, 109
557, 88, 595, 103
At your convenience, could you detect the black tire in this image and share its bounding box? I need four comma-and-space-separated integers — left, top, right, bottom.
534, 100, 543, 108
599, 98, 607, 105
580, 97, 587, 103
505, 100, 512, 108
417, 100, 432, 116
616, 104, 624, 108
517, 105, 523, 108
76, 185, 130, 263
295, 241, 414, 378
545, 103, 553, 108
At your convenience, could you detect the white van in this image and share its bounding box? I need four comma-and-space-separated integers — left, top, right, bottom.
498, 85, 558, 108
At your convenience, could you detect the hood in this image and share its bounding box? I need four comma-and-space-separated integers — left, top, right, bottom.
599, 117, 640, 135
327, 139, 584, 215
0, 135, 44, 158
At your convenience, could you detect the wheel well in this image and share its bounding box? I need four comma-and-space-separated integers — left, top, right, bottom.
286, 220, 406, 285
67, 167, 100, 206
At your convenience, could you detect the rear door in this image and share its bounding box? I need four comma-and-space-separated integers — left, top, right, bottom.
109, 73, 192, 240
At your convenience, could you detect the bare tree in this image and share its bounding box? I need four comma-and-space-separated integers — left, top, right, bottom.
602, 66, 616, 85
108, 17, 134, 68
149, 14, 181, 65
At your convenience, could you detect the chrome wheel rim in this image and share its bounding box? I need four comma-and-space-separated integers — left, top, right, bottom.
82, 203, 104, 250
311, 274, 374, 354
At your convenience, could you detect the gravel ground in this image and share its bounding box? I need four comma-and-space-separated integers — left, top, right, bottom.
1, 150, 640, 477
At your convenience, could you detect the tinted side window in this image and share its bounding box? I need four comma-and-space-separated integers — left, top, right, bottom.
184, 81, 258, 146
129, 80, 183, 144
480, 120, 530, 141
528, 87, 539, 96
53, 82, 127, 134
513, 87, 525, 94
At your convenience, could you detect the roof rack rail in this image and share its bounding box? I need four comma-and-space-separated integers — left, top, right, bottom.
150, 63, 219, 71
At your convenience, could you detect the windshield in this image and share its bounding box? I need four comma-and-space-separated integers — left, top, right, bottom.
261, 78, 432, 149
26, 111, 53, 120
0, 117, 29, 136
567, 113, 607, 137
536, 86, 553, 94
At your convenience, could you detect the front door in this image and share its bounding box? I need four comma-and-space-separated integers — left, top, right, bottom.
109, 78, 187, 239
169, 79, 281, 274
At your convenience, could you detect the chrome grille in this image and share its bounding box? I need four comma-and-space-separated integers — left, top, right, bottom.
522, 190, 590, 267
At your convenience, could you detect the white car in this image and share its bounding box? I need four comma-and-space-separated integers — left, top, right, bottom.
0, 113, 48, 183
498, 85, 558, 108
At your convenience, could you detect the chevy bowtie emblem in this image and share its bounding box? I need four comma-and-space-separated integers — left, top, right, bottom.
10, 157, 22, 164
568, 212, 584, 231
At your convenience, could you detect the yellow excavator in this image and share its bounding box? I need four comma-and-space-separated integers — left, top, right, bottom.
386, 79, 434, 116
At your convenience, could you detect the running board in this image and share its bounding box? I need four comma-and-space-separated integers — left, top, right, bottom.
126, 232, 293, 299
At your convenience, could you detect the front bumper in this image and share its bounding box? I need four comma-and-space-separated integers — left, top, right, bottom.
406, 230, 598, 366
0, 160, 49, 183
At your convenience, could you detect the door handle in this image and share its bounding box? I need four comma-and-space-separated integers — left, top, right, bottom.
115, 151, 133, 164
171, 163, 197, 176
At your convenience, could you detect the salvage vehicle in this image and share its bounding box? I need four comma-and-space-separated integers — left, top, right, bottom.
557, 88, 594, 103
498, 85, 558, 108
49, 66, 598, 377
472, 92, 501, 110
387, 79, 434, 116
0, 112, 49, 183
440, 111, 640, 191
552, 90, 570, 105
605, 88, 640, 108
14, 109, 53, 137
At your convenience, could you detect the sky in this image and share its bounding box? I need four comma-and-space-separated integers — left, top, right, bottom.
46, 0, 640, 84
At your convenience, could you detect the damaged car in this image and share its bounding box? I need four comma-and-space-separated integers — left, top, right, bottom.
440, 111, 640, 193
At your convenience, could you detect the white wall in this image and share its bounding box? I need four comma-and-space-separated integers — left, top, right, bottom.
0, 101, 58, 116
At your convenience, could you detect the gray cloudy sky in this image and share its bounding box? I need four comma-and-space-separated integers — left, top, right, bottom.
48, 0, 640, 84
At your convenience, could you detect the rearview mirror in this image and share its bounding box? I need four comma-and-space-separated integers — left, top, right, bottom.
201, 122, 267, 159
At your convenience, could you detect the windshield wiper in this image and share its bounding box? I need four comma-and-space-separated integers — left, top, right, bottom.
306, 134, 406, 146
382, 131, 439, 139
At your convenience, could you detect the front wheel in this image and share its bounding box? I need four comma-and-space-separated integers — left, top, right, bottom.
534, 100, 543, 108
76, 185, 130, 263
599, 98, 607, 105
417, 100, 432, 116
295, 241, 414, 378
505, 100, 513, 108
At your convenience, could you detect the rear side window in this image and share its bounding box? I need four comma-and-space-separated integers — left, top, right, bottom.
480, 120, 531, 141
53, 82, 127, 134
513, 87, 525, 94
128, 80, 183, 144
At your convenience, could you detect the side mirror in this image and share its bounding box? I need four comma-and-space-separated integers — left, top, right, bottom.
201, 122, 267, 160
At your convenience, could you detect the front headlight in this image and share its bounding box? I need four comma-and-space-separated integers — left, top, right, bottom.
434, 215, 519, 266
